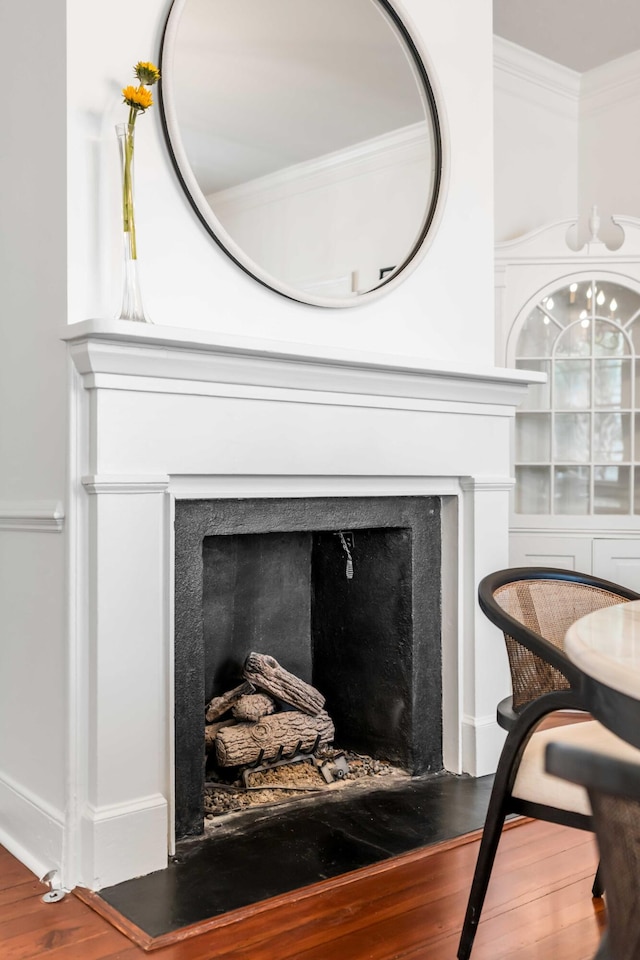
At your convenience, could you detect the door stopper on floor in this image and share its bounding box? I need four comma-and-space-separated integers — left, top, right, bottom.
40, 869, 66, 903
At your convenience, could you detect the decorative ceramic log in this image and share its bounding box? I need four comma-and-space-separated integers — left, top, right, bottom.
242, 653, 325, 716
205, 681, 254, 723
204, 720, 236, 752
215, 710, 334, 767
232, 693, 276, 722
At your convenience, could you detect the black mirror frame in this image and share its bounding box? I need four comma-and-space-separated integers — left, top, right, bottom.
158, 0, 447, 308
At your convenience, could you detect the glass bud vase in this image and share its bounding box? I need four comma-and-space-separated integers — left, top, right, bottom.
116, 122, 151, 323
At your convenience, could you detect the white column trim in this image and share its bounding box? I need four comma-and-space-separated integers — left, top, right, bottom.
461, 714, 507, 777
84, 792, 168, 822
80, 794, 168, 889
82, 475, 171, 495
0, 501, 65, 532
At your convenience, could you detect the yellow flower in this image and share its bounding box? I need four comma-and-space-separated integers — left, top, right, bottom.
122, 85, 154, 112
134, 61, 160, 86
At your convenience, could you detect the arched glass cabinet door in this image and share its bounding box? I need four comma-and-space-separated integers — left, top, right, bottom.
514, 277, 640, 516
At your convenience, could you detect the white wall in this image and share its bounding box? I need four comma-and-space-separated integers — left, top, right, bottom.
494, 37, 580, 242
580, 50, 640, 247
0, 0, 497, 882
66, 0, 496, 366
0, 0, 68, 876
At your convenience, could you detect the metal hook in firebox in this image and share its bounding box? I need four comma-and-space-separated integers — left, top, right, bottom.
336, 531, 354, 580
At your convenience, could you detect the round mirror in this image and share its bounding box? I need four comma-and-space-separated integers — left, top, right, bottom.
160, 0, 443, 306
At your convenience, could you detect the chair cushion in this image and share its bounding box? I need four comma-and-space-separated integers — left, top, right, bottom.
512, 720, 640, 817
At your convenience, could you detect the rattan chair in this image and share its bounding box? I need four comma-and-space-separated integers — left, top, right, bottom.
546, 741, 640, 960
458, 567, 640, 960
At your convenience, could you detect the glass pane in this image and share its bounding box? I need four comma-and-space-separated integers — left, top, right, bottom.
634, 360, 640, 406
553, 359, 590, 409
594, 413, 630, 462
634, 467, 640, 515
516, 359, 550, 409
554, 466, 590, 514
595, 281, 640, 325
628, 320, 640, 354
594, 466, 630, 514
570, 280, 597, 318
555, 320, 591, 358
515, 466, 550, 514
595, 359, 631, 408
539, 285, 582, 329
593, 320, 628, 357
516, 308, 558, 358
554, 413, 590, 462
516, 413, 550, 462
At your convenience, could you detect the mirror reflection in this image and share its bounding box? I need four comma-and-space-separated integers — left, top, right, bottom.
161, 0, 442, 304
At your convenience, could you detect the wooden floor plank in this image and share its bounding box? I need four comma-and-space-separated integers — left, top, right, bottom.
0, 895, 126, 960
0, 821, 607, 960
0, 881, 44, 909
5, 933, 141, 960
272, 838, 600, 960
471, 878, 602, 959
0, 850, 38, 893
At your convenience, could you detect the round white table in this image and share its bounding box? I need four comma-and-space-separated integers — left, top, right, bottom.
565, 598, 640, 749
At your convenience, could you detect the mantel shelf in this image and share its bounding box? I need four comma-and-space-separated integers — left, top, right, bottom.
62, 319, 543, 408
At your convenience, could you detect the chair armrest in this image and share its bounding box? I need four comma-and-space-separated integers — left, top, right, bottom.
498, 693, 589, 733
497, 696, 518, 731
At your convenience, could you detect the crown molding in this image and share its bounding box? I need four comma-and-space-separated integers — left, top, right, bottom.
581, 48, 640, 117
494, 35, 580, 116
494, 35, 640, 119
209, 121, 431, 212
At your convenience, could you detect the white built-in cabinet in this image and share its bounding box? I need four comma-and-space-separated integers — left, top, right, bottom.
496, 214, 640, 590
510, 534, 640, 591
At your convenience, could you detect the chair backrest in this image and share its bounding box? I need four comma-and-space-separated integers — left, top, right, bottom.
546, 742, 640, 960
479, 568, 640, 711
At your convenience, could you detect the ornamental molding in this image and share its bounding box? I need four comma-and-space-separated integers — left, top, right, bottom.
82, 476, 171, 495
581, 48, 640, 117
495, 215, 640, 264
0, 501, 65, 533
494, 36, 580, 117
210, 122, 430, 214
459, 477, 515, 494
63, 321, 540, 412
494, 36, 640, 120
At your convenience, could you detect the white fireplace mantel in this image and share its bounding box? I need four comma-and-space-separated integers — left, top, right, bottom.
60, 320, 541, 890
63, 319, 540, 406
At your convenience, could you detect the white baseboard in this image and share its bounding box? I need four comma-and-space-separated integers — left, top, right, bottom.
461, 715, 507, 777
0, 770, 64, 882
80, 794, 168, 890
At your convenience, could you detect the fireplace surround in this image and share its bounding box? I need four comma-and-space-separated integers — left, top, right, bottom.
61, 319, 540, 889
175, 495, 442, 838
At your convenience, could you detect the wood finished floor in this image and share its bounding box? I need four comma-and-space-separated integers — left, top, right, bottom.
0, 819, 604, 959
